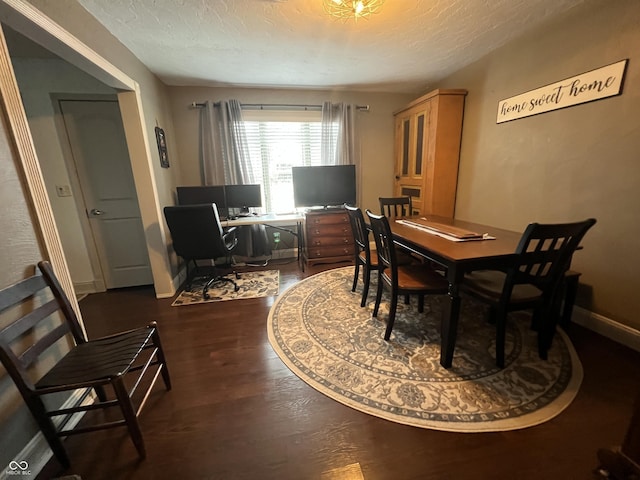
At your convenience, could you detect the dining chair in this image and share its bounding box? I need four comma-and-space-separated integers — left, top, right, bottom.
164, 203, 240, 298
0, 261, 172, 468
366, 210, 449, 340
345, 205, 380, 307
379, 196, 413, 218
460, 218, 596, 367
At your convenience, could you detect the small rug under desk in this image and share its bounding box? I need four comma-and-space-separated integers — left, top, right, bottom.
171, 269, 279, 306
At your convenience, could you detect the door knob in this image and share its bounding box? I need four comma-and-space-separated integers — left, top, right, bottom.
395, 175, 400, 180
89, 209, 104, 216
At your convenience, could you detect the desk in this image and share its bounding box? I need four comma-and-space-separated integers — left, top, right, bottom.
221, 213, 305, 268
389, 215, 522, 368
221, 213, 304, 228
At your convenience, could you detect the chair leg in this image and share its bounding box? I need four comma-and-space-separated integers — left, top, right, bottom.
94, 385, 108, 402
112, 377, 146, 459
384, 293, 399, 341
404, 294, 410, 305
352, 262, 360, 293
418, 295, 424, 313
561, 273, 580, 327
360, 265, 371, 307
538, 299, 559, 361
495, 308, 508, 368
27, 397, 70, 469
373, 272, 383, 318
150, 324, 172, 391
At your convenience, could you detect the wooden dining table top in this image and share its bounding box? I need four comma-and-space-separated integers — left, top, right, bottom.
389, 215, 523, 269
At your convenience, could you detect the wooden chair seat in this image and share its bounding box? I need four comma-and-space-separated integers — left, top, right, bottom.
462, 270, 542, 305
36, 328, 156, 388
383, 265, 448, 292
358, 249, 378, 267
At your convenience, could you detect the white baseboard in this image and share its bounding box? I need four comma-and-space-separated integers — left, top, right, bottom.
572, 306, 640, 352
73, 280, 105, 295
271, 247, 297, 260
1, 390, 94, 480
156, 266, 187, 299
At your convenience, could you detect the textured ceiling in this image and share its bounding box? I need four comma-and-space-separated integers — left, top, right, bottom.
75, 0, 587, 94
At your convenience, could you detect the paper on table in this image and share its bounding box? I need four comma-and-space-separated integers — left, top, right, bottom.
396, 219, 496, 242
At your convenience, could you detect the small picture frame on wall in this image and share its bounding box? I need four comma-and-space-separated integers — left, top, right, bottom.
155, 126, 170, 168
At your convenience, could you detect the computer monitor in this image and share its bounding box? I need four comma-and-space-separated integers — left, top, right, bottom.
225, 184, 262, 214
176, 185, 227, 216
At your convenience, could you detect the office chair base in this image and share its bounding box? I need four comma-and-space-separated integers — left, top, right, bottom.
203, 276, 240, 299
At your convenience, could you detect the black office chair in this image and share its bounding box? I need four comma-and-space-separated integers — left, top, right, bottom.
379, 196, 413, 218
163, 203, 239, 299
460, 218, 596, 367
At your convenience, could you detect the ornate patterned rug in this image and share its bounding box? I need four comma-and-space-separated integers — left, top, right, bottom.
267, 267, 583, 432
171, 270, 279, 306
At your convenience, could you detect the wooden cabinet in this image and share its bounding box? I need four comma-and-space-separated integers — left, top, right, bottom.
303, 209, 354, 267
393, 89, 467, 217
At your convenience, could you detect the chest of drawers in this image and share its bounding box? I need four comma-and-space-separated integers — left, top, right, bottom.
304, 209, 354, 267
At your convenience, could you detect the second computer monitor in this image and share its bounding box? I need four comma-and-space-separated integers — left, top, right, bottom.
225, 184, 262, 214
177, 185, 226, 208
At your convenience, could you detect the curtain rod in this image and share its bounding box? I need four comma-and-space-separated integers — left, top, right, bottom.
189, 102, 370, 112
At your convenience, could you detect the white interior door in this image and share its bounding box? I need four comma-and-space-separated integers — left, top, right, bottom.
59, 99, 153, 288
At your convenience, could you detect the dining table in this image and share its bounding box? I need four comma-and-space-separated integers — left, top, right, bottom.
388, 215, 523, 368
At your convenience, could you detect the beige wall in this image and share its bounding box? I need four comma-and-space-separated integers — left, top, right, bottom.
25, 0, 184, 285
0, 92, 48, 469
438, 0, 640, 329
167, 87, 414, 216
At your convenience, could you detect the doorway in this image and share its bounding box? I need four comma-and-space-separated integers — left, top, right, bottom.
56, 97, 153, 289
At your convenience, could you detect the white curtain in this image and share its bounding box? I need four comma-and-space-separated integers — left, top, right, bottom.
199, 100, 267, 257
321, 102, 361, 205
200, 99, 255, 185
320, 102, 358, 166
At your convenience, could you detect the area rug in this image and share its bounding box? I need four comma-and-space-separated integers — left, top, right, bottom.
267, 267, 582, 432
171, 270, 279, 306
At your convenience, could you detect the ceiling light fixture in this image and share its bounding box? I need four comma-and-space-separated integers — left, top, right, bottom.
323, 0, 385, 21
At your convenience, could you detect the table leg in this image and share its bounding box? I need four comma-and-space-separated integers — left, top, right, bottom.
440, 280, 461, 369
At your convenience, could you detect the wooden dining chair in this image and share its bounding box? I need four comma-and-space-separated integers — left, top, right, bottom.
0, 261, 172, 468
345, 205, 380, 307
366, 210, 449, 340
379, 196, 413, 218
460, 218, 596, 367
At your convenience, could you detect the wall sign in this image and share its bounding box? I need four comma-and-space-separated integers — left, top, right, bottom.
497, 59, 627, 123
155, 126, 170, 168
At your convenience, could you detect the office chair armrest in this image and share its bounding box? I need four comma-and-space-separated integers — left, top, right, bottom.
223, 226, 237, 239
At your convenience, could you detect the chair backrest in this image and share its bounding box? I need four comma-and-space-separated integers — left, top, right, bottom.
345, 205, 372, 260
509, 218, 597, 295
0, 261, 85, 392
379, 196, 412, 217
163, 203, 233, 261
366, 210, 398, 280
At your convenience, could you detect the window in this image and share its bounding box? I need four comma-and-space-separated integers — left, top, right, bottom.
243, 109, 322, 213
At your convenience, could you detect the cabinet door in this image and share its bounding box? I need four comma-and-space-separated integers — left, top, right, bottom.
393, 102, 432, 214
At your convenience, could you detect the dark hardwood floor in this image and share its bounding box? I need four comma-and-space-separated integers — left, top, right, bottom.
39, 260, 639, 480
